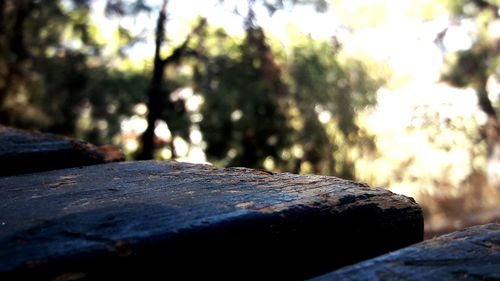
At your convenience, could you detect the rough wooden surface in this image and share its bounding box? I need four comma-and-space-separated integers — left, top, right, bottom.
0, 161, 423, 280
311, 223, 500, 281
0, 125, 124, 176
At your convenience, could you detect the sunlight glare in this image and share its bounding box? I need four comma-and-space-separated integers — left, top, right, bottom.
263, 156, 276, 170
160, 148, 172, 159
125, 139, 139, 152
186, 94, 204, 112
318, 110, 332, 124
231, 110, 243, 122
292, 144, 304, 158
154, 120, 172, 141
443, 24, 474, 52
173, 136, 189, 157
186, 146, 207, 164
134, 103, 148, 116
189, 128, 203, 144
121, 115, 148, 134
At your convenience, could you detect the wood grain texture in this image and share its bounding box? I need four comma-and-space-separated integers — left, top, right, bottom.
311, 223, 500, 281
0, 161, 423, 280
0, 125, 124, 176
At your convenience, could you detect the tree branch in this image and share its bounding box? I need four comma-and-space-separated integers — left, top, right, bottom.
161, 18, 207, 66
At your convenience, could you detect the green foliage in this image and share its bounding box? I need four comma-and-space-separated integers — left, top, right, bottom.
1, 0, 92, 129
193, 25, 383, 176
442, 46, 490, 88
440, 0, 499, 16
0, 0, 149, 144
440, 0, 499, 114
1, 0, 386, 178
287, 37, 383, 176
198, 27, 292, 168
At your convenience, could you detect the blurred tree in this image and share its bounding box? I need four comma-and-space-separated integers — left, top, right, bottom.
137, 0, 207, 160
288, 37, 382, 177
192, 4, 294, 168
193, 3, 383, 174
0, 0, 150, 144
440, 0, 500, 185
137, 0, 328, 159
196, 26, 293, 169
1, 0, 385, 177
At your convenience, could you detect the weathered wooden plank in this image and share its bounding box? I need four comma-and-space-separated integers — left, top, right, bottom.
311, 223, 500, 281
0, 161, 423, 280
0, 125, 124, 176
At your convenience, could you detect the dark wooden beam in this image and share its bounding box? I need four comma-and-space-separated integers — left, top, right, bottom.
0, 161, 423, 279
0, 125, 124, 176
311, 223, 500, 281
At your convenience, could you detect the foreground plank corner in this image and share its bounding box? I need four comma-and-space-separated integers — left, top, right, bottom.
311, 223, 500, 281
0, 160, 423, 279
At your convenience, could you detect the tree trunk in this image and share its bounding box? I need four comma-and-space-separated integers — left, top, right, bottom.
477, 79, 500, 187
137, 0, 168, 160
483, 119, 500, 188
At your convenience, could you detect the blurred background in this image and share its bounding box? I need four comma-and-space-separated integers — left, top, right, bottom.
1, 0, 499, 237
